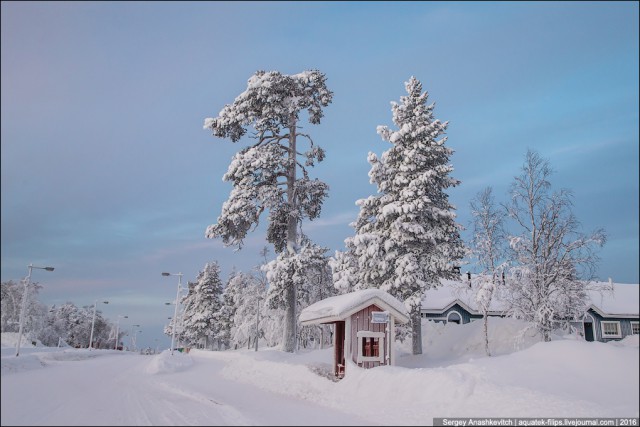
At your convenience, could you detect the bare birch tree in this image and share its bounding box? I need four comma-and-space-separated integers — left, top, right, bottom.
504, 149, 606, 341
469, 187, 507, 356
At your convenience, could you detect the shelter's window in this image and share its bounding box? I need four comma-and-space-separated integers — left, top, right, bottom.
362, 336, 379, 357
356, 331, 385, 363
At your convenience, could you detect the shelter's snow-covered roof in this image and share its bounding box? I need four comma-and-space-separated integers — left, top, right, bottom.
299, 288, 409, 325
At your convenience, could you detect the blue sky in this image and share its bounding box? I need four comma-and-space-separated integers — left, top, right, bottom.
1, 1, 638, 349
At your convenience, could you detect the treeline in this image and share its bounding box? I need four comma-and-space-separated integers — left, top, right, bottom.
1, 281, 115, 348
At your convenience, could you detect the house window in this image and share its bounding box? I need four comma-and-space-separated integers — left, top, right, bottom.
356, 331, 385, 363
601, 321, 621, 338
631, 321, 639, 335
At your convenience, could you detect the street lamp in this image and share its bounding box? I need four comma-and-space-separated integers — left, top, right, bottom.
162, 272, 183, 355
89, 300, 109, 350
16, 263, 54, 357
130, 324, 141, 351
114, 315, 128, 350
134, 329, 142, 352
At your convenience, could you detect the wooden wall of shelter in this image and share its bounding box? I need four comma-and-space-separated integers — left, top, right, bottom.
349, 304, 388, 369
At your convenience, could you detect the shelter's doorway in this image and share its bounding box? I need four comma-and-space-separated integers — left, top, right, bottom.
334, 321, 345, 377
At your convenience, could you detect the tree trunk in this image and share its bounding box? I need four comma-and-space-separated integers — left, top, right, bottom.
411, 307, 422, 355
282, 115, 298, 353
483, 311, 491, 356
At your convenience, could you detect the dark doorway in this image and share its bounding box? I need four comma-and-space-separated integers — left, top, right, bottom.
334, 321, 345, 377
584, 322, 594, 342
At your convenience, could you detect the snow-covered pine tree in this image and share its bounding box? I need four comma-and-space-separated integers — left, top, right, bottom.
339, 76, 465, 355
203, 70, 333, 352
180, 261, 224, 349
505, 149, 606, 341
469, 187, 507, 356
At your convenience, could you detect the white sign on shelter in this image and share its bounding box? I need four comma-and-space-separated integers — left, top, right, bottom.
371, 311, 389, 323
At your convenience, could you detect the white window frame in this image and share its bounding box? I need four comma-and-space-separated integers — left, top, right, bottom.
600, 321, 622, 338
356, 331, 385, 363
631, 321, 639, 335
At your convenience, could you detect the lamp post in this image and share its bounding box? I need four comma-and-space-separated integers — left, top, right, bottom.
114, 315, 128, 350
134, 329, 142, 352
130, 324, 140, 351
162, 272, 183, 355
89, 300, 109, 350
16, 263, 54, 357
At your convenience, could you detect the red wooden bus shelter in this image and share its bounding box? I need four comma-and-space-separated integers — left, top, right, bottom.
299, 289, 409, 378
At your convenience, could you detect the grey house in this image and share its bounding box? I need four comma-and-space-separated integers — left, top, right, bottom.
573, 283, 639, 342
420, 278, 639, 343
420, 278, 508, 325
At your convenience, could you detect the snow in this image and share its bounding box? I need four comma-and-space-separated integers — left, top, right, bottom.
422, 278, 509, 312
422, 278, 640, 316
586, 281, 639, 315
299, 288, 409, 324
2, 317, 638, 426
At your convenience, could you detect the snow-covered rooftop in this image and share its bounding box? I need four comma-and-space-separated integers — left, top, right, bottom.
585, 281, 639, 316
421, 277, 639, 316
421, 278, 509, 313
299, 288, 409, 325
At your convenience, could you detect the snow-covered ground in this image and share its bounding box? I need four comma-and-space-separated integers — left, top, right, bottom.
2, 318, 638, 426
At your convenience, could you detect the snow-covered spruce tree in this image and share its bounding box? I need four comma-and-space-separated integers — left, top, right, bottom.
203, 70, 333, 353
231, 273, 266, 350
180, 261, 224, 349
469, 186, 507, 356
291, 238, 336, 348
504, 149, 606, 342
163, 286, 190, 347
341, 77, 465, 355
252, 247, 285, 348
329, 238, 359, 295
217, 270, 250, 350
263, 237, 336, 349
